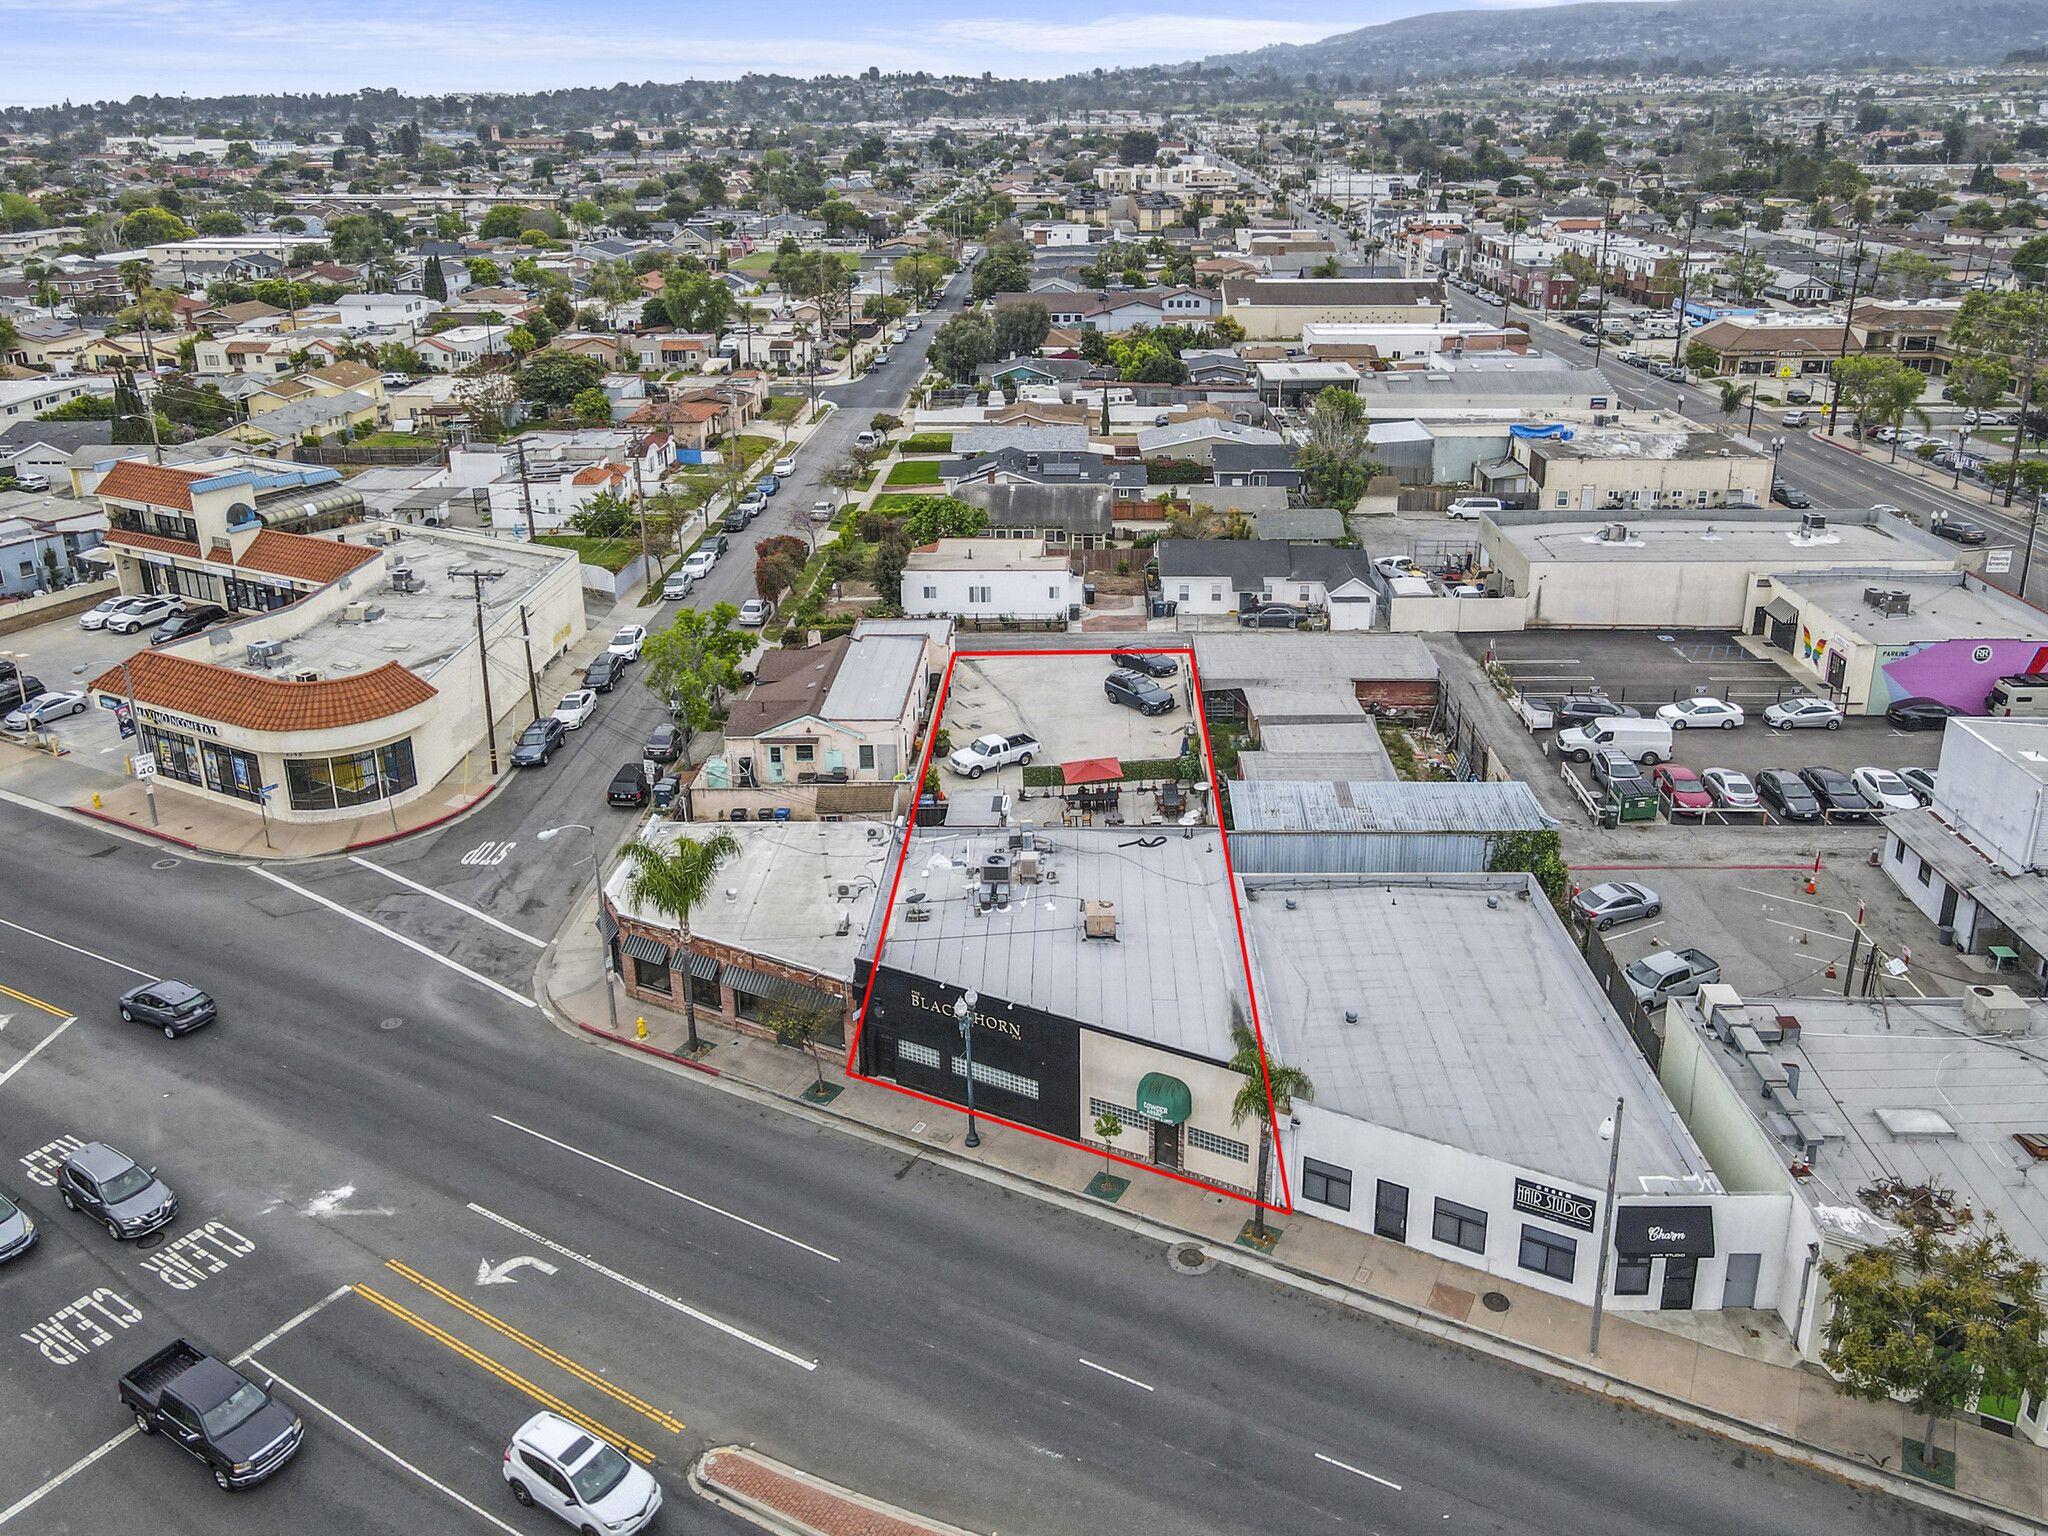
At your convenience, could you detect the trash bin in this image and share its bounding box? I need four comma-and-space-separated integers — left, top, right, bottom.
653, 774, 679, 810
1083, 583, 1097, 605
1151, 599, 1167, 618
772, 805, 791, 821
1068, 603, 1083, 621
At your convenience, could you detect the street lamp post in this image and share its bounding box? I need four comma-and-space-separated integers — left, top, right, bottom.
953, 989, 981, 1148
1770, 434, 1787, 490
1589, 1096, 1624, 1357
538, 824, 619, 1036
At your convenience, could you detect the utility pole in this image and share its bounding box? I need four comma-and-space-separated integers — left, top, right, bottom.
1823, 240, 1868, 436
117, 659, 157, 827
630, 430, 649, 582
1667, 200, 1699, 370
453, 567, 507, 773
1591, 195, 1613, 369
2002, 279, 2045, 508
517, 601, 540, 721
514, 438, 535, 542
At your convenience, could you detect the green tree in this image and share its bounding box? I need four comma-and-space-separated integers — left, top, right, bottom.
1486, 830, 1570, 915
519, 350, 607, 405
619, 828, 740, 1054
1947, 355, 2012, 420
2014, 457, 2048, 510
478, 205, 531, 240
1719, 249, 1772, 305
1296, 391, 1380, 507
1822, 1212, 2048, 1473
1227, 1022, 1313, 1243
1566, 128, 1605, 165
893, 248, 955, 308
109, 371, 150, 444
376, 342, 427, 375
504, 326, 538, 358
927, 311, 997, 383
120, 206, 193, 245
193, 211, 244, 237
991, 299, 1049, 358
900, 496, 989, 546
969, 248, 1030, 303
1309, 385, 1365, 424
572, 386, 612, 424
641, 603, 756, 772
568, 488, 636, 539
422, 254, 447, 301
1877, 251, 1950, 300
2014, 235, 2048, 286
1870, 362, 1934, 459
1118, 129, 1160, 167
765, 996, 840, 1089
327, 213, 391, 265
466, 256, 503, 288
1684, 341, 1720, 376
1714, 378, 1755, 427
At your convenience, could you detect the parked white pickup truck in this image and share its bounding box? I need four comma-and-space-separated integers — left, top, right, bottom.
947, 732, 1040, 778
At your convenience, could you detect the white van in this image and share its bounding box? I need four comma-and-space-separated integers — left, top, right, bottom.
1558, 717, 1674, 765
1445, 496, 1503, 520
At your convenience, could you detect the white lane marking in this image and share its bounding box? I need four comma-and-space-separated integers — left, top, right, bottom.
488, 1114, 838, 1262
250, 868, 535, 1009
255, 1363, 524, 1534
347, 856, 545, 948
231, 1284, 352, 1365
1315, 1451, 1403, 1491
0, 1425, 138, 1526
467, 1203, 818, 1371
0, 915, 153, 977
477, 1255, 559, 1285
0, 1015, 73, 1092
1078, 1357, 1154, 1392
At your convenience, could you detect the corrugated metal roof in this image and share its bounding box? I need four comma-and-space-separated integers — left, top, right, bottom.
1226, 779, 1556, 833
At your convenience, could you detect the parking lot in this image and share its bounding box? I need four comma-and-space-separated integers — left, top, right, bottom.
0, 608, 169, 764
1465, 629, 1946, 823
937, 650, 1195, 799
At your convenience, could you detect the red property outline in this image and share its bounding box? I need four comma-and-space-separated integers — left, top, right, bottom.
844, 643, 1291, 1216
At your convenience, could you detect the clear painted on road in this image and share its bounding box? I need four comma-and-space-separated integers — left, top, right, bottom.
488, 1113, 839, 1261
1078, 1357, 1154, 1392
1313, 1450, 1403, 1491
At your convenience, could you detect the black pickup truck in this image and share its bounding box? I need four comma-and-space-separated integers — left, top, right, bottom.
119, 1339, 303, 1490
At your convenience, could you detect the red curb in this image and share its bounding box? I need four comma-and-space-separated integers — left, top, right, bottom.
578, 1021, 721, 1075
1815, 433, 1866, 456
68, 804, 204, 849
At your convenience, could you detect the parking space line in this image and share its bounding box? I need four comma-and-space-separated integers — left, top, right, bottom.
0, 916, 153, 977
468, 1203, 819, 1372
0, 1014, 73, 1092
0, 1426, 137, 1527
253, 1363, 524, 1535
231, 1283, 353, 1365
384, 1261, 684, 1434
351, 1284, 657, 1463
250, 868, 535, 1009
488, 1114, 838, 1261
346, 857, 546, 948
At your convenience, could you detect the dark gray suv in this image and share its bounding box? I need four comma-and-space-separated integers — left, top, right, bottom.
1105, 670, 1176, 715
118, 980, 217, 1039
58, 1143, 177, 1242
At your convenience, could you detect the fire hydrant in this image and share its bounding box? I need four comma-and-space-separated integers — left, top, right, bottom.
636, 1016, 648, 1042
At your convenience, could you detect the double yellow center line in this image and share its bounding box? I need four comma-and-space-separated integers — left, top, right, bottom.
353, 1260, 683, 1464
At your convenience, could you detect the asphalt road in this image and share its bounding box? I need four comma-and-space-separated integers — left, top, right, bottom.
0, 804, 1942, 1536
0, 261, 1958, 1536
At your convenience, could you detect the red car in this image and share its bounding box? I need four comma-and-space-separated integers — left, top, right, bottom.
1652, 763, 1714, 815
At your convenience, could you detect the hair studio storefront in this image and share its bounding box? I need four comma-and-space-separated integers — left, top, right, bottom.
92, 652, 441, 825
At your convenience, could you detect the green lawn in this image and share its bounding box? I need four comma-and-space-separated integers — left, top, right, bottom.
536, 536, 639, 572
868, 493, 930, 515
762, 395, 804, 423
884, 460, 943, 486
901, 432, 953, 455
730, 253, 777, 272
353, 432, 435, 448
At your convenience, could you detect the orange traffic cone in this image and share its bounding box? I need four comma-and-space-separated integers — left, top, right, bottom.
1806, 876, 1817, 895
1826, 961, 1837, 978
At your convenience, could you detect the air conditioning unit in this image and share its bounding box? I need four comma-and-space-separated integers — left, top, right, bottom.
1964, 983, 2031, 1035
1084, 899, 1117, 939
1601, 521, 1630, 543
1799, 512, 1828, 535
285, 668, 323, 683
342, 602, 369, 623
245, 638, 286, 668
363, 527, 393, 546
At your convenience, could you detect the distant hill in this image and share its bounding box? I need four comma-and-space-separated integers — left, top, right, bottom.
1202, 0, 2048, 82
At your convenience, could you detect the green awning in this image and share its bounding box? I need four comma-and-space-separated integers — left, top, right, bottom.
1135, 1072, 1192, 1125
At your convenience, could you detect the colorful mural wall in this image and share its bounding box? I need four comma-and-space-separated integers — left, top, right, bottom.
1881, 640, 2048, 714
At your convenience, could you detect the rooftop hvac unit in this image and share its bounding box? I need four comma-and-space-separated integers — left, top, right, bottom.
1798, 512, 1828, 534
285, 668, 322, 683
1601, 521, 1630, 543
1864, 588, 1911, 616
1964, 983, 2031, 1035
245, 638, 286, 668
1084, 899, 1118, 939
343, 602, 370, 623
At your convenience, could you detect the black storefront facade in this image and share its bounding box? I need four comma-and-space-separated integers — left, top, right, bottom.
1614, 1203, 1716, 1311
855, 962, 1083, 1141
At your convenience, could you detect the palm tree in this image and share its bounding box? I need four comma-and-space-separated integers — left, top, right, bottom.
1873, 368, 1933, 463
620, 829, 738, 1054
1714, 379, 1757, 435
1228, 1022, 1314, 1241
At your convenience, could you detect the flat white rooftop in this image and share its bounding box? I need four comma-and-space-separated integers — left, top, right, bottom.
1503, 519, 1957, 567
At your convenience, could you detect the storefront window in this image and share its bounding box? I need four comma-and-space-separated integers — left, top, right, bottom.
198, 741, 263, 803
286, 738, 418, 811
733, 988, 764, 1022
1432, 1199, 1488, 1254
690, 972, 723, 1012
140, 725, 204, 789
1300, 1158, 1352, 1211
631, 956, 672, 994
1518, 1225, 1578, 1283
1614, 1255, 1652, 1295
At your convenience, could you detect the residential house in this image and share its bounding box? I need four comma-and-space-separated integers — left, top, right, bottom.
0, 421, 114, 485
1212, 443, 1304, 491
337, 293, 440, 334
944, 447, 1149, 503
902, 538, 1083, 623
419, 326, 511, 372
953, 483, 1116, 548
1002, 287, 1218, 333
1136, 419, 1284, 466
483, 460, 631, 537
234, 390, 384, 446
0, 489, 108, 593
0, 376, 109, 426
1155, 539, 1379, 629
715, 630, 932, 790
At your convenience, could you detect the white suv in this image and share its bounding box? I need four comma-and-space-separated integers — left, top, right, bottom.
503, 1411, 661, 1534
681, 549, 717, 581
105, 596, 183, 633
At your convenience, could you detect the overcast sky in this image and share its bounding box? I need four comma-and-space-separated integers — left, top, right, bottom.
2, 0, 1560, 107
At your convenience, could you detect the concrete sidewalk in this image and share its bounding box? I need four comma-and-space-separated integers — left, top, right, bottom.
537, 894, 2046, 1534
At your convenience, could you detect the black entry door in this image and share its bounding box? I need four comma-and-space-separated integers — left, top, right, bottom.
1150, 1120, 1181, 1170
1660, 1256, 1698, 1310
